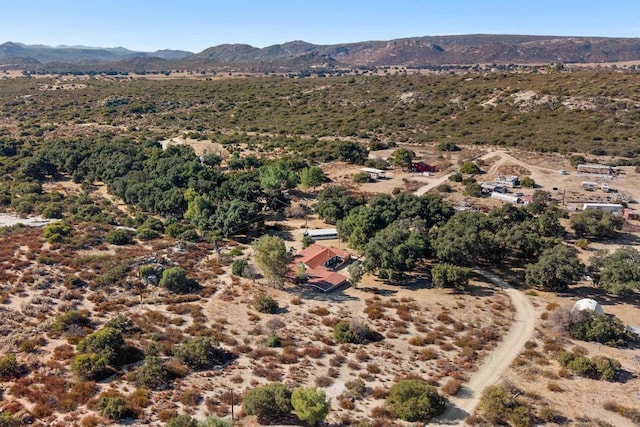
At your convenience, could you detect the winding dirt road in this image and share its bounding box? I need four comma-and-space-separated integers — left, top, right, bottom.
434, 269, 536, 425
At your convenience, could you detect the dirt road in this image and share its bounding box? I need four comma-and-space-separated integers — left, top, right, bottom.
434, 269, 536, 425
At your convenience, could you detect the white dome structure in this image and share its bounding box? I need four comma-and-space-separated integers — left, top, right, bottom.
572, 298, 604, 315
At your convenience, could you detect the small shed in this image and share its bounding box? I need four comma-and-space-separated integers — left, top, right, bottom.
303, 228, 338, 240
572, 298, 604, 315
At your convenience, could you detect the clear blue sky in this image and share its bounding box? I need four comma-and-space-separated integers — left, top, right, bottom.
3, 1, 639, 52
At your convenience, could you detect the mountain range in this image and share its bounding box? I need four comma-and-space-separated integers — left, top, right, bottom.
3, 34, 640, 73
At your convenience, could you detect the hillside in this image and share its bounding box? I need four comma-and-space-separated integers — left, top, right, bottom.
5, 34, 640, 73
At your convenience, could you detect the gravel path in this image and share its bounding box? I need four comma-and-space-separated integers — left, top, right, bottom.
434, 268, 536, 425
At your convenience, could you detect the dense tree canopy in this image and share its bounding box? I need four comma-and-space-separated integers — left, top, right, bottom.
571, 209, 624, 238
525, 245, 584, 291
362, 220, 428, 283
591, 247, 640, 295
314, 185, 365, 224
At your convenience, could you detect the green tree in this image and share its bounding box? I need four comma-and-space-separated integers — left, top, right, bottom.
166, 414, 198, 427
362, 221, 428, 283
105, 229, 132, 245
464, 181, 482, 197
459, 161, 480, 174
347, 261, 363, 288
130, 355, 170, 390
231, 259, 248, 277
591, 247, 640, 295
314, 185, 364, 224
253, 294, 279, 313
77, 327, 125, 365
333, 319, 378, 344
520, 176, 535, 188
173, 337, 230, 370
525, 245, 584, 291
253, 235, 293, 288
94, 392, 129, 420
479, 385, 531, 426
242, 383, 292, 417
387, 379, 446, 422
160, 267, 197, 293
571, 209, 624, 238
431, 263, 471, 292
431, 211, 499, 266
437, 141, 460, 152
391, 148, 414, 170
71, 353, 109, 381
299, 166, 324, 192
570, 311, 636, 347
0, 354, 20, 380
291, 387, 330, 425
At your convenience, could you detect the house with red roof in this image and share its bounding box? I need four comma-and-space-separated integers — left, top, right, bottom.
288, 244, 351, 292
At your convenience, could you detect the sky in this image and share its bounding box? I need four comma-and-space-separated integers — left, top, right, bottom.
2, 1, 639, 53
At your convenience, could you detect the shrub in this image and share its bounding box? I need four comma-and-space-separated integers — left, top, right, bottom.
160, 267, 198, 294
44, 221, 71, 242
105, 229, 131, 245
0, 411, 20, 427
130, 355, 170, 390
570, 311, 636, 347
291, 387, 330, 425
266, 335, 281, 348
448, 172, 463, 182
71, 353, 109, 381
76, 327, 124, 365
173, 337, 230, 370
0, 354, 20, 380
333, 319, 379, 344
459, 162, 480, 174
94, 392, 129, 420
165, 414, 197, 427
136, 228, 160, 240
520, 176, 535, 188
242, 383, 292, 417
253, 294, 278, 314
231, 259, 248, 277
353, 172, 373, 183
387, 379, 446, 422
441, 379, 462, 396
51, 310, 90, 334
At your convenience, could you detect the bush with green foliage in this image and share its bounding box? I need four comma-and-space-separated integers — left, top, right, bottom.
166, 414, 198, 427
291, 387, 330, 425
173, 337, 230, 370
301, 234, 315, 249
253, 294, 279, 314
352, 171, 373, 183
105, 229, 132, 245
160, 267, 198, 293
43, 221, 71, 243
431, 263, 471, 292
459, 162, 481, 174
0, 354, 20, 380
437, 141, 460, 151
333, 319, 379, 344
136, 227, 160, 240
480, 385, 532, 426
242, 383, 292, 417
569, 311, 636, 347
130, 355, 171, 390
231, 259, 248, 277
94, 392, 129, 420
387, 379, 446, 422
71, 353, 109, 381
0, 411, 20, 427
253, 235, 293, 288
520, 176, 535, 188
448, 172, 463, 182
76, 327, 125, 365
556, 350, 621, 380
51, 309, 90, 334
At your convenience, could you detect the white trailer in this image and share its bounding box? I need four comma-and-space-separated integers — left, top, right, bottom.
582, 203, 623, 213
491, 192, 520, 204
303, 228, 339, 240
